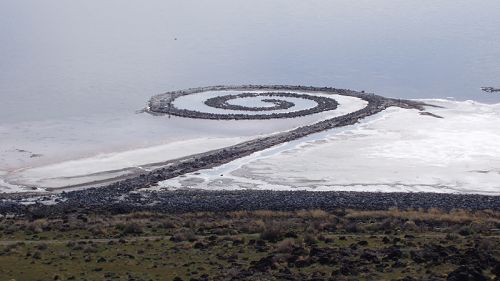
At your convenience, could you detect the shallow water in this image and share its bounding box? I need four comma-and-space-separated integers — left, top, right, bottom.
1, 0, 500, 124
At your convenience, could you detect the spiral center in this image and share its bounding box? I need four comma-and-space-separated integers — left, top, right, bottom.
205, 92, 296, 112
149, 87, 341, 120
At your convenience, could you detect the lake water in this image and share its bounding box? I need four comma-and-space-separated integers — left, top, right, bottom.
1, 0, 500, 124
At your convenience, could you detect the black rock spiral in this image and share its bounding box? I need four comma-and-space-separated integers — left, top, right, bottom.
148, 86, 341, 120
0, 85, 438, 214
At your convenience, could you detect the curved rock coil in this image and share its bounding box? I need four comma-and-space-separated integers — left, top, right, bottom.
148, 86, 347, 120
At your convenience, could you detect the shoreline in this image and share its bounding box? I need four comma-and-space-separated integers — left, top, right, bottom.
2, 85, 498, 216
3, 85, 421, 196
1, 190, 499, 217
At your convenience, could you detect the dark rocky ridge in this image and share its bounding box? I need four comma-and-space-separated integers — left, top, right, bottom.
1, 190, 499, 217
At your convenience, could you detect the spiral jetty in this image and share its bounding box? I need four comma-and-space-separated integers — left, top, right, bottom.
3, 85, 498, 216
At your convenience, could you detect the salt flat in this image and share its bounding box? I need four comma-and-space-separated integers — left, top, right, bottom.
159, 99, 500, 195
2, 87, 499, 195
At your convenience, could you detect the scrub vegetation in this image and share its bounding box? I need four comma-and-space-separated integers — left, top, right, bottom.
0, 208, 499, 281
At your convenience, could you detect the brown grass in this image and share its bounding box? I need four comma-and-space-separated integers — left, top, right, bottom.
344, 208, 500, 224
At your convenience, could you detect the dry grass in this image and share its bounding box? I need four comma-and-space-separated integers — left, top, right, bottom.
252, 210, 293, 218
345, 207, 500, 224
228, 209, 332, 220
1, 208, 498, 242
296, 209, 330, 219
26, 218, 49, 233
275, 238, 298, 253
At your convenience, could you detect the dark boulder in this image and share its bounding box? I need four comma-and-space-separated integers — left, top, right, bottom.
446, 266, 488, 281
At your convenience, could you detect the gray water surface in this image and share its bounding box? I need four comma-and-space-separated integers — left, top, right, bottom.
1, 0, 500, 123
